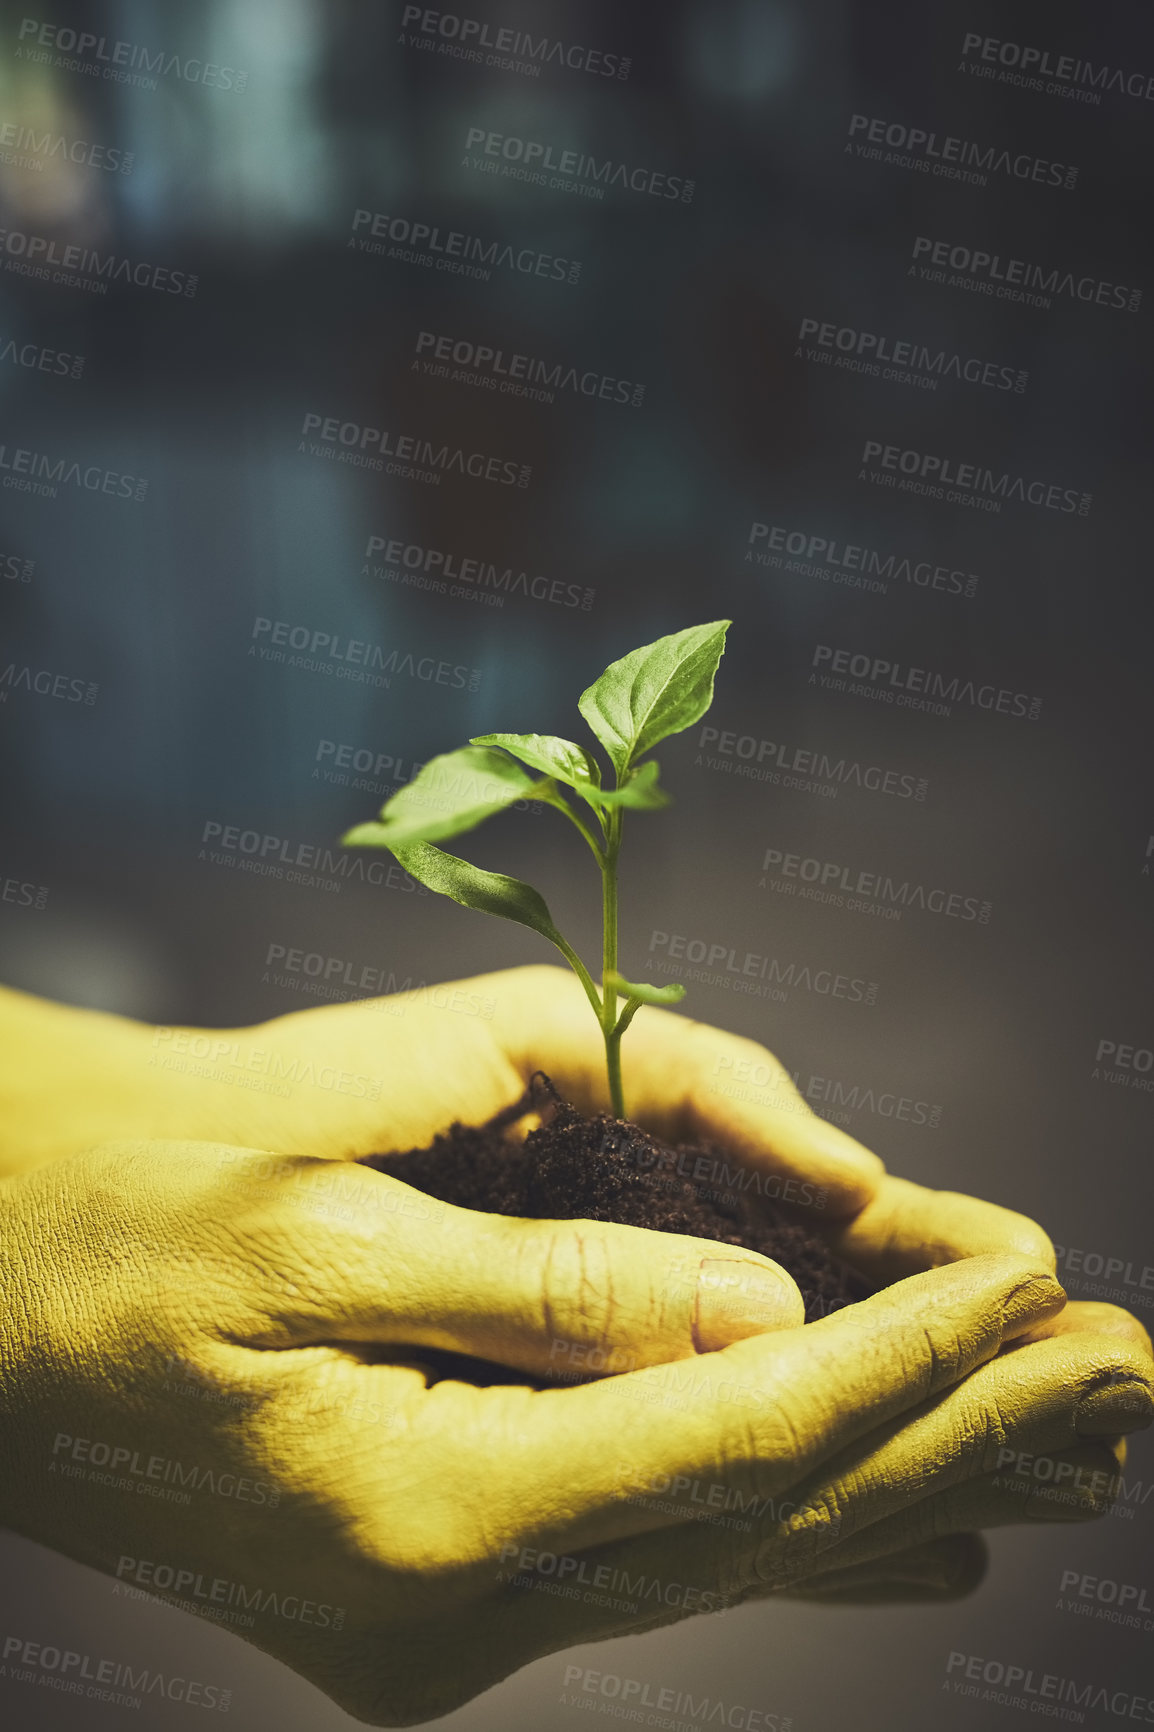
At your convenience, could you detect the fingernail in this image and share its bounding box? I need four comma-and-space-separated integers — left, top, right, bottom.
694, 1257, 802, 1351
1024, 1488, 1107, 1521
1001, 1272, 1066, 1333
1017, 1462, 1118, 1520
1075, 1381, 1154, 1438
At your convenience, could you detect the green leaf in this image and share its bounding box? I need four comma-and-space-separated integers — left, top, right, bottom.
470, 733, 601, 793
578, 621, 731, 774
589, 760, 670, 810
388, 840, 569, 948
604, 972, 686, 1006
341, 746, 542, 849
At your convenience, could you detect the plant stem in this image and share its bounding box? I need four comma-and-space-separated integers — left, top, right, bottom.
605, 1024, 624, 1121
535, 788, 606, 1025
612, 996, 643, 1041
542, 789, 605, 865
551, 934, 603, 1024
601, 809, 625, 1118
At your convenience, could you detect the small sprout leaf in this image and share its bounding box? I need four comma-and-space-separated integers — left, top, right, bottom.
588, 760, 670, 810
604, 971, 686, 1006
342, 821, 400, 848
389, 840, 570, 948
341, 746, 542, 849
342, 620, 730, 1119
578, 621, 731, 774
470, 732, 602, 793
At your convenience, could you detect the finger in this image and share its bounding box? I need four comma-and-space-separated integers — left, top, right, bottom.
537, 1439, 1124, 1634
814, 1173, 1056, 1280
752, 1332, 1153, 1579
558, 1331, 1146, 1590
243, 1160, 805, 1372
1013, 1299, 1153, 1356
488, 965, 885, 1215
773, 1439, 1127, 1583
548, 1432, 1120, 1627
780, 1533, 988, 1603
419, 1253, 1065, 1556
250, 1282, 1095, 1727
430, 1438, 1121, 1706
224, 989, 523, 1158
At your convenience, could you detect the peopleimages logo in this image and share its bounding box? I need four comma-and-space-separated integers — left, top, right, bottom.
115, 1555, 345, 1631
759, 846, 991, 925
50, 1431, 278, 1506
1091, 1037, 1154, 1097
847, 113, 1077, 190
298, 411, 530, 488
262, 943, 497, 1020
1, 873, 49, 910
1054, 1242, 1154, 1311
0, 663, 98, 704
1057, 1568, 1154, 1632
1, 1634, 230, 1713
413, 330, 645, 408
350, 208, 581, 284
0, 225, 196, 296
560, 1665, 788, 1730
248, 617, 482, 691
959, 33, 1154, 105
0, 123, 133, 173
399, 7, 630, 80
15, 17, 248, 91
198, 819, 428, 898
810, 643, 1042, 722
720, 1068, 941, 1130
502, 1545, 721, 1613
0, 441, 147, 501
945, 1649, 1154, 1721
860, 438, 1091, 516
0, 337, 84, 379
313, 738, 424, 794
747, 521, 979, 599
462, 127, 694, 202
1, 548, 34, 581
648, 929, 878, 1004
695, 723, 928, 802
910, 235, 1141, 312
797, 316, 1025, 393
364, 534, 593, 611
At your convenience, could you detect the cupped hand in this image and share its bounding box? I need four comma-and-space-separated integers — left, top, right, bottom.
0, 966, 885, 1215
1, 968, 1058, 1284
3, 1139, 1151, 1725
723, 1299, 1150, 1629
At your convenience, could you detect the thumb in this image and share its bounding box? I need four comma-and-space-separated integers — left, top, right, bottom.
281, 1168, 805, 1377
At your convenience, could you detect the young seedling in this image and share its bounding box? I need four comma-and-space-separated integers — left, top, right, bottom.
342, 621, 730, 1119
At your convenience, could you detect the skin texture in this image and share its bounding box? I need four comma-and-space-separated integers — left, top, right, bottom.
0, 968, 1151, 1724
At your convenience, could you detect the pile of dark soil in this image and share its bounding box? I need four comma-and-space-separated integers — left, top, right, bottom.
360, 1074, 871, 1324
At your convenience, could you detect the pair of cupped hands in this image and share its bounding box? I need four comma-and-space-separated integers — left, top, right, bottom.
0, 965, 1151, 1727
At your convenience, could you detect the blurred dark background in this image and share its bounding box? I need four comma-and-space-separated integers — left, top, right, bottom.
2, 0, 1152, 1726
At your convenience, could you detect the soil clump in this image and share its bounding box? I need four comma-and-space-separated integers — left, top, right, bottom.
360, 1074, 871, 1324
